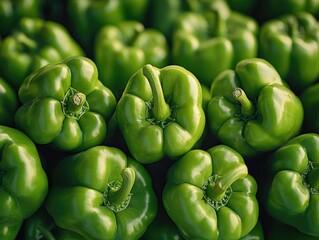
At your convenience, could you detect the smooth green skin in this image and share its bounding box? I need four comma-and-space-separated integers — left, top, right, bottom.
264, 133, 319, 237
0, 17, 83, 90
94, 21, 169, 99
240, 220, 264, 240
67, 0, 149, 54
172, 11, 258, 87
116, 64, 205, 164
207, 58, 304, 158
150, 0, 231, 40
46, 146, 157, 240
0, 77, 18, 126
15, 56, 117, 152
0, 125, 48, 240
0, 0, 44, 36
163, 145, 259, 240
261, 0, 319, 20
300, 83, 319, 132
259, 12, 319, 93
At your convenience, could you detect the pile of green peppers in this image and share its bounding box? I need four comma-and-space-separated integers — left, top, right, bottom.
1, 0, 319, 239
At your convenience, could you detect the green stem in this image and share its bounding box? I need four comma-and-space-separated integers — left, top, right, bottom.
15, 32, 37, 50
108, 168, 135, 207
287, 16, 300, 39
36, 225, 56, 240
307, 166, 319, 189
233, 87, 254, 116
206, 165, 247, 202
67, 92, 86, 114
143, 64, 171, 122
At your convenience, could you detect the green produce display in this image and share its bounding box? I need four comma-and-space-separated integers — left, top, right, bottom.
172, 8, 258, 87
207, 58, 304, 157
116, 64, 205, 163
15, 56, 116, 152
46, 146, 157, 240
1, 1, 319, 239
263, 133, 319, 237
94, 21, 169, 99
0, 17, 83, 90
0, 125, 48, 240
259, 12, 319, 93
163, 145, 259, 239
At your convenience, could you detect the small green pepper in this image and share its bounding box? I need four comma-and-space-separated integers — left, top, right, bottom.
0, 17, 84, 90
207, 58, 304, 157
46, 146, 157, 240
15, 56, 116, 152
0, 77, 18, 126
116, 64, 205, 163
0, 125, 48, 240
163, 145, 259, 240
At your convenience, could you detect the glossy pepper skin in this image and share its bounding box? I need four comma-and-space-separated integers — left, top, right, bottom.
0, 17, 83, 90
163, 145, 259, 240
263, 133, 319, 237
207, 58, 304, 158
0, 77, 18, 126
171, 9, 258, 88
94, 21, 169, 99
46, 146, 157, 240
116, 64, 205, 164
0, 0, 45, 36
15, 56, 117, 152
0, 125, 48, 240
150, 0, 231, 40
259, 12, 319, 93
67, 0, 149, 54
300, 83, 319, 132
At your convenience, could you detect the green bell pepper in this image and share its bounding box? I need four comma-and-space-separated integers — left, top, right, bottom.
94, 21, 169, 99
15, 56, 117, 152
0, 125, 48, 240
116, 64, 205, 164
45, 146, 157, 240
150, 0, 231, 40
240, 220, 264, 240
67, 0, 149, 54
207, 58, 304, 158
172, 9, 258, 87
0, 17, 84, 90
0, 77, 18, 126
163, 145, 259, 240
0, 0, 45, 36
259, 12, 319, 93
263, 133, 319, 237
300, 83, 319, 133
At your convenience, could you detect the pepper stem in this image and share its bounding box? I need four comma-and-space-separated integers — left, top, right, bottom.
233, 87, 254, 116
15, 32, 37, 50
143, 64, 171, 122
67, 92, 86, 114
307, 166, 319, 190
206, 165, 247, 202
36, 225, 56, 240
108, 168, 135, 207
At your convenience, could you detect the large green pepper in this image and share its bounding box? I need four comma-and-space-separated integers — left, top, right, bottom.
300, 83, 319, 132
259, 12, 319, 93
0, 125, 48, 240
263, 133, 319, 237
207, 58, 304, 157
0, 77, 18, 126
0, 17, 84, 90
15, 56, 117, 152
67, 0, 149, 54
94, 21, 169, 99
116, 64, 205, 164
45, 146, 157, 240
163, 145, 259, 240
0, 0, 45, 36
150, 0, 231, 40
172, 9, 258, 87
